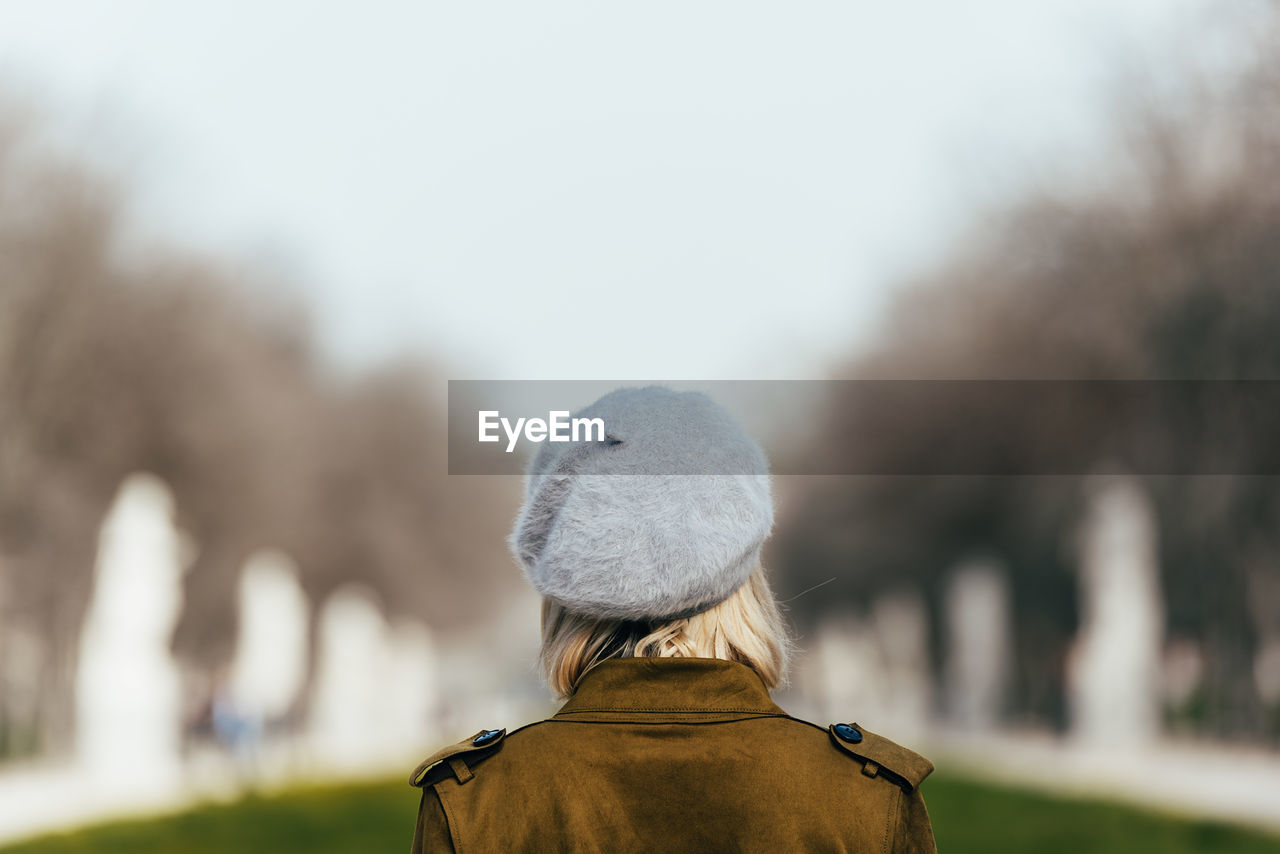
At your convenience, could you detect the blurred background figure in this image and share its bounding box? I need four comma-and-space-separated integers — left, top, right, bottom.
209, 665, 262, 780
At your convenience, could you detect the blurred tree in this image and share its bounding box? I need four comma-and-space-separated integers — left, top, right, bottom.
0, 98, 516, 758
776, 4, 1280, 739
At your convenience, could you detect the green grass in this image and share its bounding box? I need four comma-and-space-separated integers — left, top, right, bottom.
0, 779, 419, 854
926, 773, 1280, 854
1, 774, 1276, 853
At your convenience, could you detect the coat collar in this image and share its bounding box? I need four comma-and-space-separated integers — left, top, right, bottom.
553, 657, 786, 719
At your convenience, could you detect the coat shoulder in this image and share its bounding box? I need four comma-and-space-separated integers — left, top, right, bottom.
408, 727, 509, 788
798, 719, 934, 793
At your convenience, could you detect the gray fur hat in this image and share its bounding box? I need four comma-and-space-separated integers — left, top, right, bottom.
509, 386, 773, 621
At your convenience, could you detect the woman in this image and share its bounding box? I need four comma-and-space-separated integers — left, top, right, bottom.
409, 386, 938, 853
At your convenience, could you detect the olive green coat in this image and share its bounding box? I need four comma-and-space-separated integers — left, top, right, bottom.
408, 657, 937, 853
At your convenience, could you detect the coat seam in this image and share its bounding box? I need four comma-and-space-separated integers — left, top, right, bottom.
555, 706, 782, 714
545, 715, 786, 727
885, 786, 901, 854
435, 781, 464, 854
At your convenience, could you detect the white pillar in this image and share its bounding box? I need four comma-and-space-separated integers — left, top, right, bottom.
943, 559, 1012, 731
870, 591, 932, 736
308, 586, 401, 771
383, 620, 440, 754
75, 473, 188, 790
1067, 476, 1164, 747
228, 550, 310, 726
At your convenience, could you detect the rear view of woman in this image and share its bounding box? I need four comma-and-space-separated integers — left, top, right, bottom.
409, 386, 938, 853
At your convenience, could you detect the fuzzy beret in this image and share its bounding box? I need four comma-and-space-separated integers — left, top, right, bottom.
509, 386, 774, 621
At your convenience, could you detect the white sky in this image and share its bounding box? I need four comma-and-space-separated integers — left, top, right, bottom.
0, 1, 1211, 380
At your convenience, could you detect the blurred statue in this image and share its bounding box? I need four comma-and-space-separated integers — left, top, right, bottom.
800, 591, 929, 736
943, 559, 1012, 731
383, 620, 440, 755
229, 554, 309, 726
1067, 476, 1164, 747
309, 586, 387, 770
220, 550, 310, 776
74, 473, 190, 790
869, 591, 932, 736
308, 586, 437, 770
802, 613, 884, 726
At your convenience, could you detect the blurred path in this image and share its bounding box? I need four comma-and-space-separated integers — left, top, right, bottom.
5, 730, 1278, 843
0, 743, 344, 845
0, 760, 195, 846
931, 729, 1280, 833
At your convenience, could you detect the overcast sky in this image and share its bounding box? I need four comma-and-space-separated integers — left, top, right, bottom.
0, 1, 1212, 380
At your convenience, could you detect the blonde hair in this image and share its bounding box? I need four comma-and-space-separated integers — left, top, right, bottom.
539, 565, 793, 699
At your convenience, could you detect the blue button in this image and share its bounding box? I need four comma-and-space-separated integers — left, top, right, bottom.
472, 729, 502, 746
833, 723, 863, 744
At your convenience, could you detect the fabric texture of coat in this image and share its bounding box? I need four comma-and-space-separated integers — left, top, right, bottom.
408, 657, 937, 853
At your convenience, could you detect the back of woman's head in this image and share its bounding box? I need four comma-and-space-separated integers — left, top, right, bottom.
539, 564, 793, 699
508, 386, 790, 697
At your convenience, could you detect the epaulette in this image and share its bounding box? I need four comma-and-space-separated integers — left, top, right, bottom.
408, 728, 507, 788
826, 722, 934, 793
